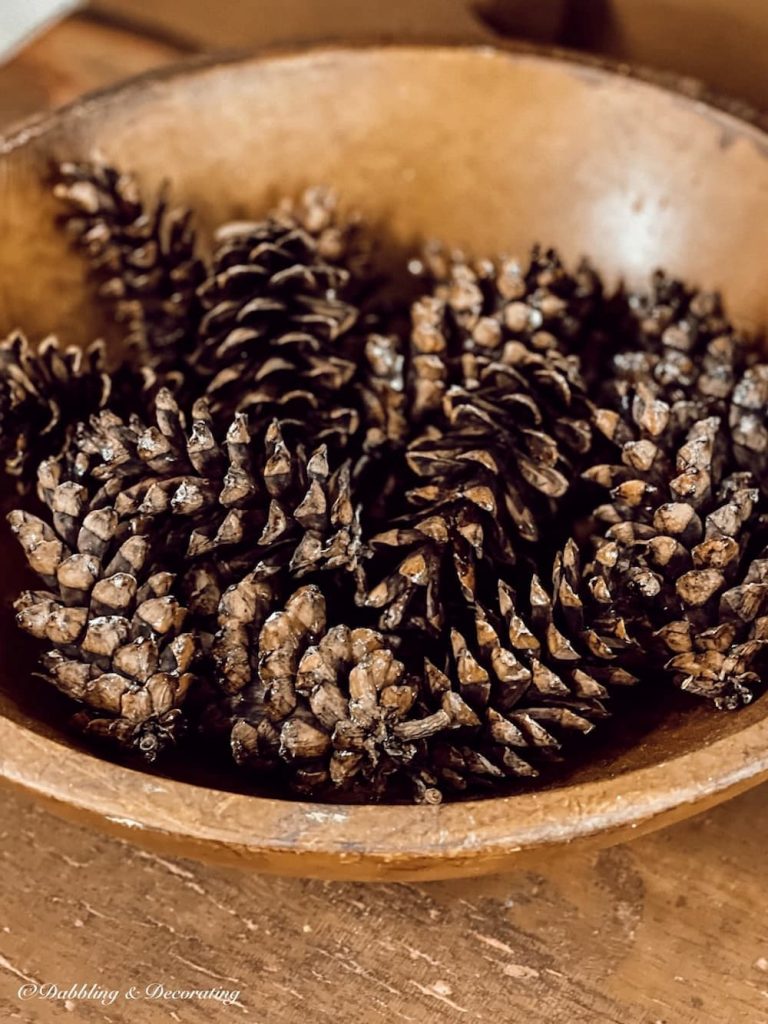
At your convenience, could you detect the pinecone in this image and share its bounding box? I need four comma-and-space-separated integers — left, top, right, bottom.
409, 559, 617, 795
55, 162, 205, 371
55, 389, 363, 596
225, 583, 438, 799
9, 459, 198, 758
730, 363, 768, 493
349, 255, 628, 788
0, 333, 111, 490
406, 255, 595, 546
584, 275, 768, 707
191, 212, 362, 429
594, 271, 745, 447
357, 512, 625, 794
413, 242, 603, 356
583, 415, 768, 708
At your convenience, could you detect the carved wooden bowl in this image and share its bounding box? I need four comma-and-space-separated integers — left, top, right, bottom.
2, 44, 768, 881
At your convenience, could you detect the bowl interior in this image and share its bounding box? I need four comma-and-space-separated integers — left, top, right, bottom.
2, 44, 768, 803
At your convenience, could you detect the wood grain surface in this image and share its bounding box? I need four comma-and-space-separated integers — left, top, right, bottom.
0, 12, 767, 1024
1, 781, 767, 1023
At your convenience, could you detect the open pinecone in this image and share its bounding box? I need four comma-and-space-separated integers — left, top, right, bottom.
192, 214, 362, 428
406, 253, 595, 546
354, 513, 628, 798
594, 271, 745, 445
730, 364, 768, 493
5, 162, 768, 804
223, 582, 430, 800
0, 333, 111, 490
356, 252, 601, 648
583, 415, 768, 708
54, 389, 363, 596
56, 162, 205, 371
57, 163, 369, 412
10, 457, 198, 758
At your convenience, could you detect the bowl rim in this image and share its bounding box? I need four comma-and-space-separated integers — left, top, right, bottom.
3, 39, 768, 878
3, 35, 766, 155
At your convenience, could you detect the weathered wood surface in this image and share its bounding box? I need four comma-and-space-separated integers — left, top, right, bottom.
1, 12, 768, 1024
1, 782, 768, 1023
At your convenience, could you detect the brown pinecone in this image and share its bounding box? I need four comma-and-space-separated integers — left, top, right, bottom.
595, 271, 744, 447
587, 276, 768, 708
357, 251, 604, 667
411, 565, 616, 795
191, 205, 363, 428
225, 583, 443, 799
584, 416, 768, 708
730, 363, 768, 493
355, 255, 614, 780
406, 255, 594, 546
59, 389, 362, 593
358, 519, 623, 794
0, 333, 111, 490
55, 162, 205, 371
412, 242, 603, 356
9, 458, 198, 758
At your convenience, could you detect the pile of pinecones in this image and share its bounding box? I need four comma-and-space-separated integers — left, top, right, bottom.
2, 161, 767, 804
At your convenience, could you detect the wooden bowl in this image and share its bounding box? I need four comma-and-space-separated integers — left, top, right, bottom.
2, 44, 768, 881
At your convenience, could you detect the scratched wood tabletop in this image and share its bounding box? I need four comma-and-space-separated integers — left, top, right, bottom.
1, 12, 767, 1024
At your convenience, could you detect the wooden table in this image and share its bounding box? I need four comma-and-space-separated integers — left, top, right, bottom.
1, 13, 767, 1024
